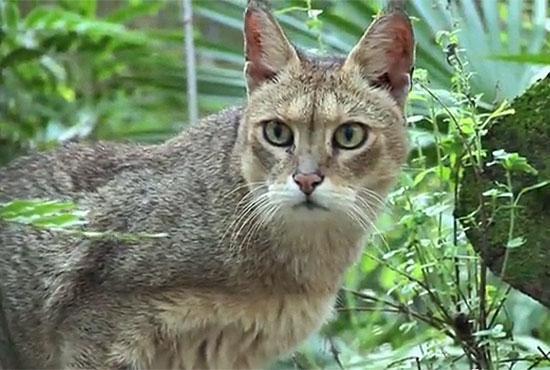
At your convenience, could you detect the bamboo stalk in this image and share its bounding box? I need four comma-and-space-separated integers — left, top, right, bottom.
182, 0, 198, 125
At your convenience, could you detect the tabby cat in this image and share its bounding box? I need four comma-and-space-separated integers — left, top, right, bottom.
0, 1, 414, 368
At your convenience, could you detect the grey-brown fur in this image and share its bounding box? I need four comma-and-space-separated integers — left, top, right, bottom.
0, 2, 414, 369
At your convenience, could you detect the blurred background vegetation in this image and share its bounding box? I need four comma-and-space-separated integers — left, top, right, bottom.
1, 0, 549, 369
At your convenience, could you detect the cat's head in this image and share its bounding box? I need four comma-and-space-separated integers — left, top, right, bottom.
237, 1, 414, 230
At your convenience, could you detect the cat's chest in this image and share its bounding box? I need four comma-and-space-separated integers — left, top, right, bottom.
145, 292, 336, 369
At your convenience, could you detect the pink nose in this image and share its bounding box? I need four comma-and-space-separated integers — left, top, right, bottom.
293, 172, 324, 195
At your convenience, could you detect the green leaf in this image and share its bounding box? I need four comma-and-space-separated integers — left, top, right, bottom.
0, 199, 73, 218
0, 199, 86, 229
0, 48, 43, 69
489, 150, 538, 175
33, 214, 84, 228
506, 237, 526, 249
474, 324, 506, 338
492, 53, 550, 65
5, 2, 20, 30
106, 2, 163, 24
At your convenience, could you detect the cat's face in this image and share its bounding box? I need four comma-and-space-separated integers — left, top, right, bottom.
237, 3, 414, 229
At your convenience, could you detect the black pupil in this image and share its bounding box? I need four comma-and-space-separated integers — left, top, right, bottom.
344, 125, 355, 142
273, 123, 283, 139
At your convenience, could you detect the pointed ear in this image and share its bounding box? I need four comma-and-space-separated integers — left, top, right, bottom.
243, 1, 299, 92
343, 11, 415, 108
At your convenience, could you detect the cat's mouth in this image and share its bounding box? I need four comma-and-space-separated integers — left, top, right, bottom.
293, 198, 329, 211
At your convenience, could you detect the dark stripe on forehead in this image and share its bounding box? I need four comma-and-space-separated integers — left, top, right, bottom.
308, 70, 328, 143
308, 88, 316, 140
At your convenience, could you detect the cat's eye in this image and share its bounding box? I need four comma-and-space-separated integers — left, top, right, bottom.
333, 122, 368, 150
263, 120, 293, 147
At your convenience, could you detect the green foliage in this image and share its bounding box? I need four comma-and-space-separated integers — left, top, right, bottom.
288, 64, 549, 368
0, 199, 85, 228
0, 199, 169, 241
489, 149, 538, 175
410, 0, 550, 100
494, 53, 550, 65
196, 0, 549, 104
1, 0, 549, 369
0, 0, 186, 164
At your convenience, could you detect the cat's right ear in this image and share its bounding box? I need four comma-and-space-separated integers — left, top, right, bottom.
244, 0, 300, 92
342, 10, 415, 108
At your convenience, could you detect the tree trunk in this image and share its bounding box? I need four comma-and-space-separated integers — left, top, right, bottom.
458, 75, 550, 307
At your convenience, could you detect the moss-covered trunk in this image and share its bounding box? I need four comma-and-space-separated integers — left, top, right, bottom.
457, 76, 550, 307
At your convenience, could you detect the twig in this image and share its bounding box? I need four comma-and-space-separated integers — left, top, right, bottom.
537, 347, 550, 362
343, 290, 449, 332
291, 354, 306, 370
487, 286, 512, 328
526, 359, 544, 370
181, 0, 198, 125
328, 337, 345, 370
362, 250, 454, 325
384, 356, 423, 369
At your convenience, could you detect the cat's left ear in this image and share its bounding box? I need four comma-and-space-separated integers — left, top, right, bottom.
244, 0, 300, 92
343, 11, 415, 108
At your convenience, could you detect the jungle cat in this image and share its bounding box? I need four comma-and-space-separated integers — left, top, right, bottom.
0, 1, 414, 369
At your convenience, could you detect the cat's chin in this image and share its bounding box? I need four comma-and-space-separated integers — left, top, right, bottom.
279, 201, 351, 227
291, 199, 330, 212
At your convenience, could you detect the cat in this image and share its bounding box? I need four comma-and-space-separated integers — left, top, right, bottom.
0, 0, 414, 368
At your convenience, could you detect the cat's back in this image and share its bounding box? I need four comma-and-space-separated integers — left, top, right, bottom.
0, 107, 244, 367
0, 106, 245, 265
0, 140, 153, 202
0, 106, 243, 202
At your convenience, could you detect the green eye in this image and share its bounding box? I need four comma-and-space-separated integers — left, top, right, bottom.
263, 120, 293, 147
333, 122, 368, 150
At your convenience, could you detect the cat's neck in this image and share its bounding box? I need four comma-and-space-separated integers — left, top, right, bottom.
216, 160, 368, 296
231, 214, 366, 295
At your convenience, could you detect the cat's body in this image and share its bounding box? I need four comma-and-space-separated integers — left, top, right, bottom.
1, 108, 353, 368
0, 2, 414, 368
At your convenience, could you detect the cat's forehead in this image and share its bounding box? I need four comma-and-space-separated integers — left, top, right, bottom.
289, 53, 346, 88
274, 69, 391, 127
296, 49, 346, 70
248, 54, 398, 129
271, 62, 348, 121
279, 87, 341, 126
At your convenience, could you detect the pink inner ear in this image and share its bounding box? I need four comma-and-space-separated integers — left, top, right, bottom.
245, 11, 277, 85
382, 18, 414, 101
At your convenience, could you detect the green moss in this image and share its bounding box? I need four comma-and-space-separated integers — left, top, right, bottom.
457, 75, 550, 307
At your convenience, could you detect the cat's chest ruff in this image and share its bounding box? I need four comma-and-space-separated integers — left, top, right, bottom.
143, 292, 335, 369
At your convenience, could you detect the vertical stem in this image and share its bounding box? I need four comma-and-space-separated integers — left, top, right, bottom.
499, 171, 515, 279
479, 262, 491, 369
182, 0, 198, 125
453, 159, 461, 313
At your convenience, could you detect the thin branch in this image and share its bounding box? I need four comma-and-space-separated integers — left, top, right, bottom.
328, 337, 345, 370
488, 286, 512, 328
537, 347, 550, 362
415, 357, 422, 370
342, 290, 449, 333
182, 0, 198, 125
362, 251, 455, 325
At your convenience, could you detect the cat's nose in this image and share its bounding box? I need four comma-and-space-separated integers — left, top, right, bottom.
293, 172, 324, 195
